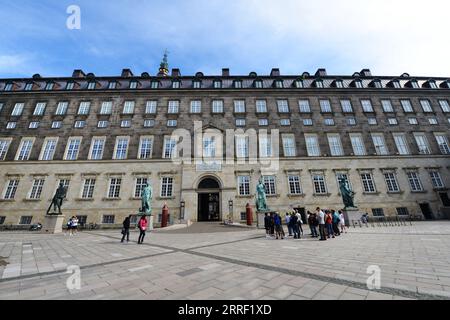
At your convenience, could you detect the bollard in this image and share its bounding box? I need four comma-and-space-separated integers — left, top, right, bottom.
161, 203, 169, 228
245, 203, 253, 226
358, 221, 362, 228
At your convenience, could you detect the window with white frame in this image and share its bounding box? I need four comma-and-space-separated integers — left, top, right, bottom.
238, 176, 250, 196
372, 208, 385, 217
410, 80, 419, 88
4, 83, 13, 91
408, 117, 418, 125
89, 138, 105, 160
129, 81, 138, 89
123, 101, 135, 114
280, 119, 291, 126
74, 120, 85, 128
65, 138, 81, 160
393, 133, 410, 155
360, 173, 376, 193
51, 121, 62, 129
392, 81, 401, 89
361, 100, 374, 112
0, 139, 11, 160
254, 80, 263, 88
327, 134, 344, 156
384, 172, 400, 192
324, 118, 335, 126
81, 179, 96, 199
388, 118, 398, 125
347, 117, 357, 126
29, 122, 39, 129
87, 82, 96, 90
275, 80, 284, 88
97, 120, 108, 128
167, 120, 177, 127
33, 102, 46, 116
371, 133, 389, 155
340, 100, 353, 113
259, 135, 272, 158
138, 136, 153, 159
381, 100, 394, 112
295, 80, 303, 88
190, 100, 202, 113
100, 101, 112, 114
172, 81, 180, 89
193, 80, 202, 89
396, 208, 409, 216
335, 80, 344, 88
282, 135, 296, 157
6, 122, 17, 129
263, 176, 276, 195
108, 178, 122, 198
163, 137, 177, 159
288, 175, 302, 194
29, 179, 45, 199
213, 80, 222, 89
315, 80, 323, 88
203, 137, 216, 158
428, 117, 438, 125
11, 103, 24, 116
234, 100, 246, 113
16, 138, 34, 160
406, 172, 423, 192
121, 120, 131, 128
24, 83, 33, 91
305, 134, 320, 156
134, 178, 148, 198
413, 133, 431, 154
102, 215, 115, 224
143, 119, 155, 128
320, 100, 332, 113
298, 100, 311, 113
235, 119, 246, 127
150, 81, 159, 89
277, 100, 289, 113
3, 179, 19, 199
303, 118, 313, 126
114, 137, 129, 159
212, 100, 223, 113
108, 81, 117, 89
429, 171, 444, 188
19, 216, 33, 225
368, 117, 378, 125
355, 80, 363, 88
40, 138, 58, 161
65, 82, 74, 90
55, 101, 69, 115
312, 174, 327, 194
438, 100, 450, 113
420, 100, 433, 113
160, 177, 173, 197
401, 100, 414, 113
429, 81, 438, 89
78, 102, 90, 115
45, 82, 54, 90
168, 100, 179, 114
234, 80, 242, 89
434, 134, 450, 154
145, 101, 157, 114
235, 136, 249, 158
256, 100, 267, 113
350, 134, 366, 156
258, 119, 268, 126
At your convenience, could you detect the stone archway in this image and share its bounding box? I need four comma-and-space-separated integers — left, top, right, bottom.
197, 176, 221, 222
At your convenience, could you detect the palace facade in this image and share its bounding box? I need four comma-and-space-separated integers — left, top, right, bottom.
0, 59, 449, 227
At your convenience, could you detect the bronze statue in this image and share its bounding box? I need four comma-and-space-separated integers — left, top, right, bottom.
47, 183, 67, 215
140, 183, 153, 216
256, 177, 269, 212
339, 178, 356, 209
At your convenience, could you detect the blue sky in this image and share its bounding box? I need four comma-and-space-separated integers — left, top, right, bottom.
1, 0, 449, 78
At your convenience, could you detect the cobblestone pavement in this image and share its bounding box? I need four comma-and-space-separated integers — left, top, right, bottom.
0, 221, 449, 300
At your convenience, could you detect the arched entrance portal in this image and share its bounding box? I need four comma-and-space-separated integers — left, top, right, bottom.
197, 177, 221, 222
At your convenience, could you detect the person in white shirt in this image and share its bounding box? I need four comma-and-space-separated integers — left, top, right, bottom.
339, 210, 347, 234
316, 207, 326, 241
71, 216, 79, 235
295, 211, 303, 236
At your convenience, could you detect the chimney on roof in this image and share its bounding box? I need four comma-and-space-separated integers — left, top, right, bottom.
315, 68, 327, 77
360, 69, 372, 77
171, 68, 181, 77
222, 68, 230, 77
72, 69, 85, 78
270, 68, 280, 77
121, 69, 134, 77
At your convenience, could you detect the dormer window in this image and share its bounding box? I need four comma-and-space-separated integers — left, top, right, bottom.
315, 80, 324, 88
294, 80, 304, 88
87, 81, 96, 90
45, 82, 54, 91
172, 80, 180, 89
233, 80, 243, 89
335, 80, 344, 88
274, 80, 284, 88
372, 80, 382, 88
108, 81, 117, 89
429, 80, 438, 89
254, 80, 263, 88
4, 83, 13, 91
213, 80, 222, 89
193, 80, 202, 89
24, 83, 33, 91
66, 82, 75, 90
354, 80, 363, 88
150, 81, 160, 89
129, 81, 138, 89
410, 80, 419, 88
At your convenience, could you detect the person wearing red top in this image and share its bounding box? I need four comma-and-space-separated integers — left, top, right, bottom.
325, 211, 335, 238
137, 216, 148, 244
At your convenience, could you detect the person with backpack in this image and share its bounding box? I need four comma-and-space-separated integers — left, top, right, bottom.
325, 211, 335, 239
121, 215, 131, 243
285, 213, 293, 237
308, 211, 319, 238
137, 216, 148, 244
291, 212, 300, 239
332, 210, 341, 236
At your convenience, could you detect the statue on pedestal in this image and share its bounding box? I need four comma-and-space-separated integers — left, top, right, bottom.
140, 183, 153, 216
256, 177, 269, 212
46, 183, 67, 215
339, 178, 356, 209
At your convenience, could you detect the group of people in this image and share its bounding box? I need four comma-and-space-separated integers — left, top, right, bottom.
65, 216, 79, 236
264, 207, 348, 241
120, 215, 149, 244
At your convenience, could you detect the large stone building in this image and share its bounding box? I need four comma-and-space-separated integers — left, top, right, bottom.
0, 57, 449, 227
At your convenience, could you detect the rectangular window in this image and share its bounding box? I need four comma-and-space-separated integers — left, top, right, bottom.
259, 136, 272, 158
303, 119, 313, 126
305, 135, 320, 157
16, 139, 34, 161
361, 173, 376, 193
361, 100, 374, 112
168, 100, 179, 114
214, 81, 222, 89
298, 100, 311, 113
203, 137, 216, 158
408, 117, 418, 125
40, 138, 58, 161
277, 100, 289, 113
123, 101, 135, 114
78, 102, 91, 115
430, 171, 444, 188
434, 134, 450, 154
438, 100, 450, 113
0, 139, 11, 160
151, 81, 159, 89
108, 81, 117, 90
393, 133, 410, 155
381, 100, 394, 112
263, 176, 276, 195
51, 121, 62, 129
6, 122, 16, 129
236, 119, 246, 127
396, 208, 409, 216
319, 100, 332, 113
420, 100, 433, 113
288, 175, 302, 194
114, 137, 129, 160
368, 117, 378, 125
340, 100, 353, 113
327, 134, 344, 156
282, 135, 296, 157
258, 119, 268, 126
324, 118, 335, 126
11, 103, 24, 116
129, 81, 138, 89
312, 174, 327, 194
234, 100, 246, 113
55, 101, 69, 115
33, 102, 46, 116
29, 122, 39, 129
163, 137, 177, 159
161, 177, 174, 197
384, 172, 400, 192
89, 138, 105, 160
428, 118, 438, 125
350, 134, 366, 156
139, 137, 153, 159
371, 134, 389, 155
74, 120, 85, 128
256, 100, 267, 113
414, 133, 431, 154
146, 101, 157, 114
235, 136, 249, 158
234, 81, 242, 89
29, 179, 45, 199
102, 215, 115, 224
108, 178, 122, 198
190, 100, 202, 113
347, 117, 357, 126
407, 172, 423, 192
24, 83, 33, 91
121, 120, 131, 128
238, 176, 250, 196
401, 100, 414, 113
3, 179, 19, 199
97, 121, 108, 128
167, 120, 177, 127
65, 138, 81, 160
172, 81, 180, 89
388, 118, 398, 125
45, 82, 54, 90
81, 179, 96, 199
87, 82, 96, 90
65, 82, 74, 90
100, 101, 113, 114
280, 119, 291, 126
144, 119, 155, 128
372, 208, 385, 217
212, 100, 223, 113
193, 81, 201, 89
19, 216, 33, 225
134, 178, 148, 198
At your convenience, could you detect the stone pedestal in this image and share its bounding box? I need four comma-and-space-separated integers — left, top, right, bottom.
343, 208, 362, 226
42, 215, 65, 234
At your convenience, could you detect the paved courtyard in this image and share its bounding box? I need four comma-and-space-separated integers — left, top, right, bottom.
0, 221, 450, 300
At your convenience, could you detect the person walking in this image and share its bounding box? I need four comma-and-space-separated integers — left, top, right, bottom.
325, 211, 335, 238
339, 210, 347, 234
264, 213, 271, 238
308, 211, 319, 238
285, 213, 293, 237
121, 215, 131, 243
317, 207, 326, 241
332, 210, 341, 236
137, 216, 148, 244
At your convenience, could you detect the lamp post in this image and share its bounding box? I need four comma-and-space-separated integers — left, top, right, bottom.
180, 200, 185, 222
228, 199, 233, 224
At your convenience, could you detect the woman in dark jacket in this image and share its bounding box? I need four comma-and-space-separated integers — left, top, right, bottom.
121, 215, 131, 243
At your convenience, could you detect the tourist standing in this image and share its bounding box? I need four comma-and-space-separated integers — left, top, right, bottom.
291, 212, 300, 239
325, 211, 335, 238
339, 210, 347, 234
295, 210, 303, 236
121, 215, 131, 243
65, 217, 73, 236
285, 213, 293, 237
137, 216, 148, 244
317, 207, 326, 241
308, 211, 319, 238
332, 210, 341, 236
269, 213, 275, 237
71, 216, 79, 235
264, 213, 271, 238
274, 213, 284, 240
